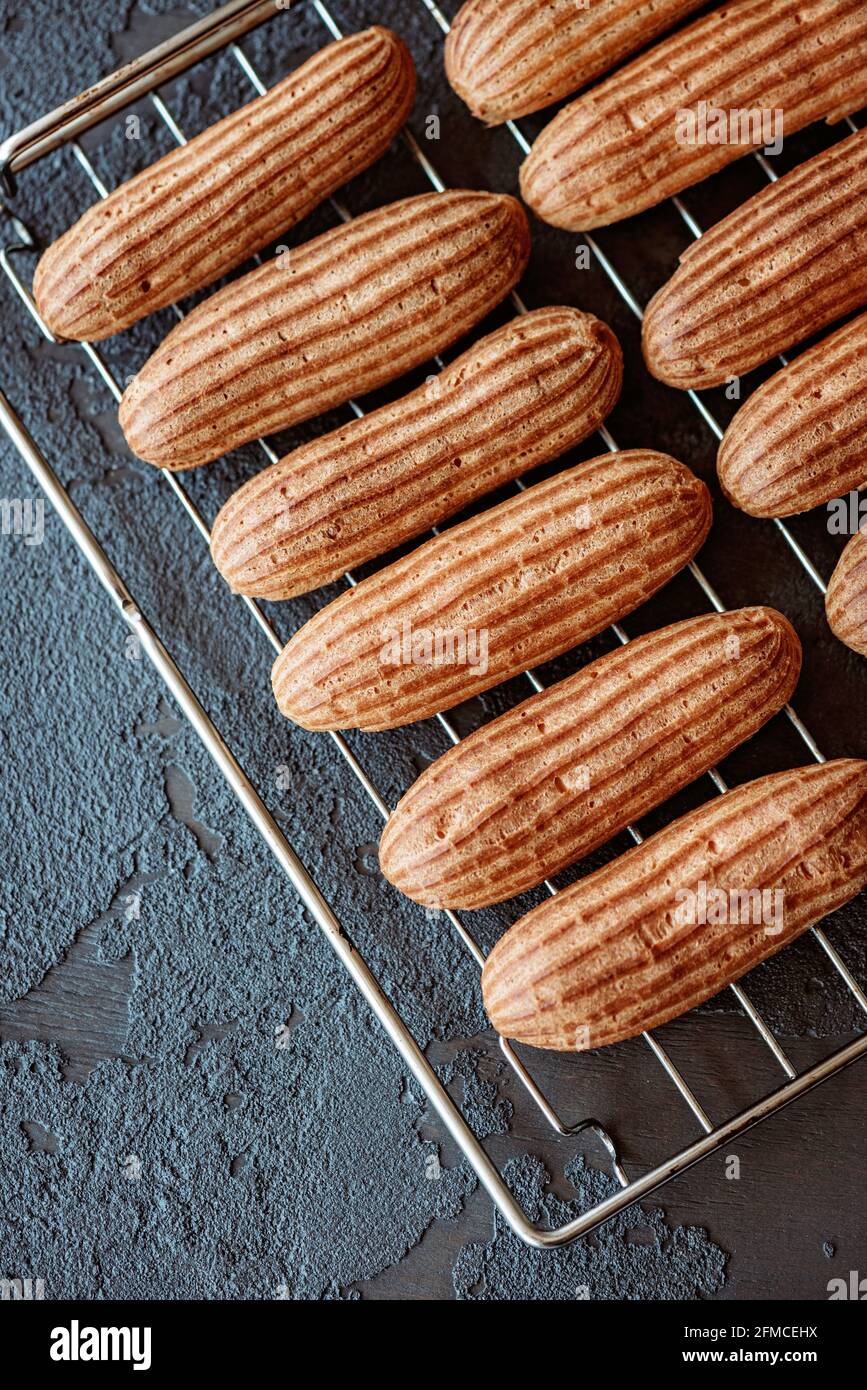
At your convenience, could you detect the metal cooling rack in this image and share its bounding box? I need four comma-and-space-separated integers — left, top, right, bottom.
1, 0, 866, 1249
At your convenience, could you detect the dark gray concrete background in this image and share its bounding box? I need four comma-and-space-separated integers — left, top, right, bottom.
0, 0, 865, 1300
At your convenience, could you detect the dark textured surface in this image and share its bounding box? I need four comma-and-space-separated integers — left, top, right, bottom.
0, 0, 864, 1300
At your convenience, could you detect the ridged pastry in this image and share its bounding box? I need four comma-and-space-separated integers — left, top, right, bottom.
826, 529, 867, 657
380, 608, 801, 909
717, 313, 867, 517
33, 28, 415, 340
271, 450, 712, 731
642, 131, 867, 389
520, 0, 867, 232
210, 307, 622, 598
119, 191, 530, 470
483, 760, 867, 1050
444, 0, 706, 124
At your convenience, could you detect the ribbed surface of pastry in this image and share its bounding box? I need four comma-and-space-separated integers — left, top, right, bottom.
483, 760, 867, 1050
444, 0, 706, 124
33, 28, 416, 341
380, 608, 802, 909
642, 130, 867, 389
718, 313, 867, 517
520, 0, 867, 232
210, 307, 622, 598
827, 529, 867, 658
271, 450, 712, 731
119, 190, 531, 469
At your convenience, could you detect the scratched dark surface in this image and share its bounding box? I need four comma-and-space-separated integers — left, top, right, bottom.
0, 0, 864, 1301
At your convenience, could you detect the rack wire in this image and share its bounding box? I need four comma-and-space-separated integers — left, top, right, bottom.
1, 0, 865, 1249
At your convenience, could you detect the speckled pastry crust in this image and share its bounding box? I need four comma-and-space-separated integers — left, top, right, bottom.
210, 307, 622, 599
271, 450, 712, 731
520, 0, 867, 232
444, 0, 706, 124
33, 28, 416, 340
642, 131, 867, 389
379, 608, 802, 909
119, 190, 530, 470
483, 760, 867, 1051
827, 529, 867, 658
717, 314, 867, 518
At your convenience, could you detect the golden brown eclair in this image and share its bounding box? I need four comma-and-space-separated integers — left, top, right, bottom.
33, 28, 416, 341
444, 0, 706, 124
271, 449, 712, 731
379, 608, 802, 910
718, 313, 867, 517
483, 760, 867, 1050
520, 0, 867, 232
119, 190, 531, 470
642, 131, 867, 389
210, 306, 622, 599
826, 529, 867, 658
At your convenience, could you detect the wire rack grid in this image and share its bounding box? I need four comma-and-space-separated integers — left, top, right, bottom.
1, 0, 865, 1249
